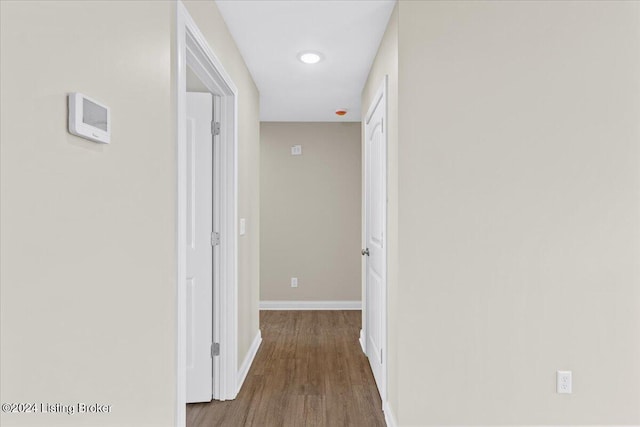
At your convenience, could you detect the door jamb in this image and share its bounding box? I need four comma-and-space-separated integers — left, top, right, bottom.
362, 75, 388, 405
176, 2, 239, 425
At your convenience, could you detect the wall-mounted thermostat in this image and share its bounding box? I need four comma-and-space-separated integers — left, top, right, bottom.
68, 92, 110, 143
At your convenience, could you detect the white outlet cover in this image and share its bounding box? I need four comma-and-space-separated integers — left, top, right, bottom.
557, 370, 572, 394
239, 218, 246, 236
291, 145, 302, 156
291, 277, 298, 288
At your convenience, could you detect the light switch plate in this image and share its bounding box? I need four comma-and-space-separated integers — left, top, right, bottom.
239, 218, 246, 236
291, 145, 302, 156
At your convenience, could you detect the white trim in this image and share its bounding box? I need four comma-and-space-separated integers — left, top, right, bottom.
383, 401, 397, 427
236, 330, 262, 394
259, 300, 362, 310
362, 75, 389, 405
359, 329, 366, 353
175, 6, 187, 426
176, 2, 239, 424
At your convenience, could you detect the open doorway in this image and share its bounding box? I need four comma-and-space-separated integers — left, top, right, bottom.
177, 0, 393, 424
176, 2, 239, 425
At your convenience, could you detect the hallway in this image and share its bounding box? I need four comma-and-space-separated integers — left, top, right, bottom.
186, 311, 386, 427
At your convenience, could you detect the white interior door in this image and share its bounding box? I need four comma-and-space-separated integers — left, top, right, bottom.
364, 78, 387, 402
186, 92, 214, 403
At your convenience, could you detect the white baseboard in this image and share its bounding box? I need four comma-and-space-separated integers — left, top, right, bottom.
383, 400, 397, 427
359, 329, 366, 353
260, 300, 362, 310
236, 330, 262, 395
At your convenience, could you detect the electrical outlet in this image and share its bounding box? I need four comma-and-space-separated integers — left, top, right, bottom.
290, 277, 298, 288
291, 145, 302, 156
557, 370, 572, 394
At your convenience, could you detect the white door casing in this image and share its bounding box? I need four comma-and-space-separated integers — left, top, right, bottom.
186, 92, 214, 403
177, 3, 239, 423
364, 76, 387, 403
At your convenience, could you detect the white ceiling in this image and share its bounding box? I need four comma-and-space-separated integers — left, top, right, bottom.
215, 0, 396, 122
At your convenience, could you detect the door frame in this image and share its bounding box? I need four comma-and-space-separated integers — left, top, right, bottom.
361, 75, 388, 405
176, 2, 239, 425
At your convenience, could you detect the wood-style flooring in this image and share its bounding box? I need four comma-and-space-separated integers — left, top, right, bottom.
186, 310, 386, 427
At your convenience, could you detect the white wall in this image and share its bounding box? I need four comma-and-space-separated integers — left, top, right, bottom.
1, 2, 175, 426
260, 122, 361, 302
396, 1, 640, 425
0, 1, 261, 425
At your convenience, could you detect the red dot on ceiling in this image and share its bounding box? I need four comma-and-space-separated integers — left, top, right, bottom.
335, 109, 348, 116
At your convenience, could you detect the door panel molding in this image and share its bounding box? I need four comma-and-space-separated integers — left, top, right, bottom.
185, 92, 214, 403
363, 75, 388, 405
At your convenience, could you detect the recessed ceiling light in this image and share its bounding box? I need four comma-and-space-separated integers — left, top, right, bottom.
298, 51, 323, 64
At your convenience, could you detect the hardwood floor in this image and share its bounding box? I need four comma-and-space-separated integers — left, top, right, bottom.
187, 310, 386, 427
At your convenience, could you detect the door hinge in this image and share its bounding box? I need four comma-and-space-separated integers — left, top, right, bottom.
211, 232, 220, 246
212, 121, 220, 136
212, 342, 220, 357
380, 348, 383, 364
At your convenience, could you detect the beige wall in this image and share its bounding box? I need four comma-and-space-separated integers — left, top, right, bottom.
260, 122, 361, 302
361, 2, 399, 419
183, 0, 261, 376
0, 2, 175, 426
396, 1, 640, 425
0, 1, 260, 426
